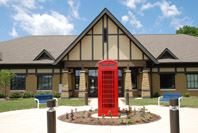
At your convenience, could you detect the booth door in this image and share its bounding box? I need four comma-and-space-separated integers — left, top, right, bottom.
88, 70, 98, 97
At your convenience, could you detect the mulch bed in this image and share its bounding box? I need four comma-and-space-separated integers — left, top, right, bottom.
58, 107, 161, 126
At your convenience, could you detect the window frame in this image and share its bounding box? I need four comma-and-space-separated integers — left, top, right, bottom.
103, 28, 108, 43
11, 74, 26, 90
186, 73, 198, 89
130, 68, 138, 89
160, 73, 176, 89
74, 69, 81, 90
37, 73, 53, 90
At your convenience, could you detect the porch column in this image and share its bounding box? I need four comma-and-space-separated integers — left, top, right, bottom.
78, 70, 88, 98
124, 69, 133, 97
141, 69, 151, 98
61, 70, 72, 98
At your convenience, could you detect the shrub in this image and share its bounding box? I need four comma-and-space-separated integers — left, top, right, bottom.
23, 92, 34, 98
53, 92, 61, 98
0, 93, 5, 98
183, 93, 190, 97
153, 92, 160, 98
9, 92, 23, 98
36, 91, 52, 95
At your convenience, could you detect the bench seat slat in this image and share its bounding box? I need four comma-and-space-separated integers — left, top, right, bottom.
158, 92, 182, 107
34, 94, 58, 108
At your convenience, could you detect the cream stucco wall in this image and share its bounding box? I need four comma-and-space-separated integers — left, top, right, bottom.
108, 18, 117, 34
69, 43, 80, 60
132, 43, 143, 60
81, 36, 92, 60
108, 36, 118, 59
93, 36, 103, 60
62, 14, 145, 62
119, 35, 130, 60
93, 19, 102, 34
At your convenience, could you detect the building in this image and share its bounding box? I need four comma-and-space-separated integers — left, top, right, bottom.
1, 8, 198, 98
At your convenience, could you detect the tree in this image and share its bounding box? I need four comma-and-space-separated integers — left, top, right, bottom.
176, 25, 198, 37
0, 70, 15, 98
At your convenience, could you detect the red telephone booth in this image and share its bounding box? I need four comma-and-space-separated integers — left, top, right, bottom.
98, 60, 118, 116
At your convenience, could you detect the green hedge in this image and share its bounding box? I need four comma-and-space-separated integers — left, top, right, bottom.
0, 93, 5, 98
8, 91, 61, 99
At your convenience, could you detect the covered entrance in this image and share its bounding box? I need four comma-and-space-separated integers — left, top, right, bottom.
88, 68, 124, 97
88, 69, 98, 97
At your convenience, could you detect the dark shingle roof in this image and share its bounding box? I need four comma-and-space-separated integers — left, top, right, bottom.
0, 34, 198, 65
135, 34, 198, 63
0, 35, 77, 64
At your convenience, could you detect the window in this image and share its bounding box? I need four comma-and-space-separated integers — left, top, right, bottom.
131, 68, 138, 89
37, 74, 52, 90
103, 28, 107, 43
38, 53, 52, 60
187, 73, 198, 89
11, 74, 26, 90
75, 69, 81, 90
160, 52, 175, 59
88, 69, 98, 77
160, 73, 175, 89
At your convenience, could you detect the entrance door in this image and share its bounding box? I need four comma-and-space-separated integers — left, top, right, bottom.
88, 69, 124, 97
88, 69, 98, 97
118, 69, 124, 97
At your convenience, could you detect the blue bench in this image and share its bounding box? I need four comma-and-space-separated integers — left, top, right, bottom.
158, 92, 182, 107
34, 94, 58, 108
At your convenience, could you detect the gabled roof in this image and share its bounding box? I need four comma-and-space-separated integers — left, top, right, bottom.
0, 35, 76, 64
34, 49, 55, 61
54, 8, 158, 64
157, 48, 178, 60
135, 34, 198, 63
1, 34, 198, 65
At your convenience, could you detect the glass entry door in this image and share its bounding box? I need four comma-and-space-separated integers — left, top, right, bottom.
118, 69, 124, 97
88, 69, 124, 97
88, 69, 98, 97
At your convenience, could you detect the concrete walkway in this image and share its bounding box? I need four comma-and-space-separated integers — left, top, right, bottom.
89, 98, 126, 107
0, 104, 198, 133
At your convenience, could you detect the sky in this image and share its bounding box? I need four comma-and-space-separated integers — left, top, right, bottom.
0, 0, 197, 42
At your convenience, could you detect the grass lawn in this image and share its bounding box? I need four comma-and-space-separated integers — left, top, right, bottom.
0, 97, 198, 112
0, 98, 85, 112
129, 97, 198, 108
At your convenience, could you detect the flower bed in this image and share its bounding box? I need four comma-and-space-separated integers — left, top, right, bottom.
58, 107, 160, 126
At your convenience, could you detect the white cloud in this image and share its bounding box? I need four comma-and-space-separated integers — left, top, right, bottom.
170, 17, 193, 30
129, 12, 142, 28
123, 11, 143, 29
0, 0, 75, 35
160, 1, 181, 17
141, 1, 180, 17
13, 9, 74, 35
9, 27, 18, 38
0, 0, 8, 5
141, 2, 158, 12
67, 0, 80, 19
123, 0, 144, 9
0, 0, 39, 8
122, 15, 129, 23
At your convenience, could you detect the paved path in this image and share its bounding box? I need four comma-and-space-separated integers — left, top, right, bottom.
0, 105, 198, 133
89, 98, 126, 107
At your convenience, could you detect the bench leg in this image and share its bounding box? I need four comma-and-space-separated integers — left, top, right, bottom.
37, 103, 39, 109
158, 97, 161, 106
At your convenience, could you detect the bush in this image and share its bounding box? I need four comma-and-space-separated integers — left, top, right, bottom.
23, 92, 34, 98
9, 92, 23, 98
35, 91, 52, 95
34, 91, 60, 98
0, 93, 5, 98
153, 92, 160, 98
53, 92, 61, 98
183, 93, 190, 97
